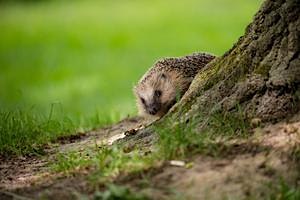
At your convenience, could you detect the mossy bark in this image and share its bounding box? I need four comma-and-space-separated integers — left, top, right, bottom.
168, 0, 300, 124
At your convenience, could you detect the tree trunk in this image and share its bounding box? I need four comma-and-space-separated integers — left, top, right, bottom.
168, 0, 300, 124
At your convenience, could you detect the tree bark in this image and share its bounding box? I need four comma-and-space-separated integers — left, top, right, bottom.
168, 0, 300, 124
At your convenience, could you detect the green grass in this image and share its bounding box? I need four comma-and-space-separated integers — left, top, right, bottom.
0, 0, 262, 155
51, 145, 155, 180
268, 180, 300, 200
156, 109, 250, 159
0, 107, 75, 155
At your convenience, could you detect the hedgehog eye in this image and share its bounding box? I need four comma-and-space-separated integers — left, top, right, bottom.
154, 90, 162, 97
140, 97, 146, 104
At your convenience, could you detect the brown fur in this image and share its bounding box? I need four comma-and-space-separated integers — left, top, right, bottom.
134, 53, 215, 117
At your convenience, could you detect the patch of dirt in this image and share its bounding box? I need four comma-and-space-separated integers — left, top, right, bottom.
49, 116, 146, 154
0, 119, 299, 200
0, 155, 49, 192
54, 132, 88, 144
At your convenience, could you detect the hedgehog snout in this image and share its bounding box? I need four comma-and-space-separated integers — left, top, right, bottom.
147, 103, 161, 115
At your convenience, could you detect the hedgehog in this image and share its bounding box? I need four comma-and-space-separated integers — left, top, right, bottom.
133, 52, 215, 118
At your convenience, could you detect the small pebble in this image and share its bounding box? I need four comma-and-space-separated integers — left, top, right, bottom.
170, 160, 185, 167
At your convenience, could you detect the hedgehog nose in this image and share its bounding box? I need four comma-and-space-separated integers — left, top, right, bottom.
148, 105, 159, 115
149, 110, 157, 115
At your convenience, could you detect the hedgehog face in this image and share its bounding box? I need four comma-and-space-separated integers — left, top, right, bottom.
135, 73, 178, 117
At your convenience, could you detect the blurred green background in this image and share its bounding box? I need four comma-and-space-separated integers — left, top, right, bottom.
0, 0, 261, 154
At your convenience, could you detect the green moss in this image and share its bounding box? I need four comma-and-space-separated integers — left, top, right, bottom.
254, 63, 272, 77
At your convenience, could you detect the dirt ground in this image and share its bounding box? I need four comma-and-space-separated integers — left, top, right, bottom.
0, 117, 299, 200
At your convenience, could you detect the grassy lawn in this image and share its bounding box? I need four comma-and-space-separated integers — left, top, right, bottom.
0, 0, 261, 155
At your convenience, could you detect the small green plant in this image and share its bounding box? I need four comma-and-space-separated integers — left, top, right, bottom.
155, 119, 203, 159
93, 184, 149, 200
268, 180, 300, 200
90, 146, 154, 181
208, 109, 250, 137
51, 151, 92, 173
